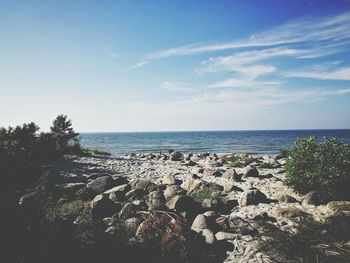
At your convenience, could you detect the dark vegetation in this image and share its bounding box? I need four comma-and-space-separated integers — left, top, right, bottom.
0, 115, 116, 263
285, 136, 350, 200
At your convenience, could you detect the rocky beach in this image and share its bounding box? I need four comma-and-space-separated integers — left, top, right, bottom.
28, 151, 350, 263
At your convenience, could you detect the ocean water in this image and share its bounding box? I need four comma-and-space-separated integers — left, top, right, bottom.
79, 130, 350, 156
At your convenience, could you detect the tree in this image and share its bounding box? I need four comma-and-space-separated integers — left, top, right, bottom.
50, 114, 79, 154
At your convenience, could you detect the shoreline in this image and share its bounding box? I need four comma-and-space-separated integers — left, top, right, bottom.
40, 151, 350, 262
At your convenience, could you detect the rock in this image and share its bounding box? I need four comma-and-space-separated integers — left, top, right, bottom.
215, 231, 239, 241
203, 168, 222, 177
327, 201, 350, 212
191, 167, 204, 175
147, 190, 166, 210
166, 195, 201, 222
87, 175, 115, 194
223, 178, 236, 192
215, 216, 230, 231
129, 179, 156, 192
90, 194, 115, 219
119, 202, 138, 220
238, 188, 268, 207
125, 217, 141, 235
275, 207, 307, 219
203, 211, 218, 219
181, 177, 202, 194
104, 184, 131, 201
125, 189, 146, 201
302, 191, 329, 206
191, 214, 208, 233
59, 183, 86, 196
164, 185, 186, 201
201, 229, 215, 244
171, 151, 183, 161
187, 160, 197, 166
242, 165, 259, 177
162, 174, 176, 185
75, 186, 95, 201
228, 216, 257, 236
222, 169, 241, 181
278, 194, 298, 203
200, 182, 224, 192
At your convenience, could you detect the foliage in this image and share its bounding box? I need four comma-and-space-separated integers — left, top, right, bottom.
50, 114, 79, 155
279, 148, 289, 158
285, 136, 350, 199
190, 189, 220, 204
82, 147, 111, 156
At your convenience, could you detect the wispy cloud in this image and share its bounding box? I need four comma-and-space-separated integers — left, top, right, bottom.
285, 67, 350, 80
160, 81, 194, 92
131, 11, 350, 68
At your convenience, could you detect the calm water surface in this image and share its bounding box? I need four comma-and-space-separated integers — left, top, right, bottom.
80, 130, 350, 156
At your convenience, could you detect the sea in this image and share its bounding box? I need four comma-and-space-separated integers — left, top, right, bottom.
79, 130, 350, 156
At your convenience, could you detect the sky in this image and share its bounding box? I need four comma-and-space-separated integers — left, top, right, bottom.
1, 0, 350, 132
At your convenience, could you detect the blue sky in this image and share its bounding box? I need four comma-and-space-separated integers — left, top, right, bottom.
1, 0, 350, 131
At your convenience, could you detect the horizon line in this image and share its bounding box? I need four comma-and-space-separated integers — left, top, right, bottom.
79, 128, 350, 134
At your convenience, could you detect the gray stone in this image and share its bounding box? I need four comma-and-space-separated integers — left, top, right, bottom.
302, 191, 329, 206
215, 231, 239, 241
119, 202, 138, 220
147, 190, 166, 210
202, 229, 215, 244
87, 176, 114, 194
90, 194, 115, 219
164, 185, 186, 201
162, 174, 176, 185
238, 188, 268, 207
191, 214, 208, 233
125, 217, 141, 235
171, 151, 183, 161
242, 165, 259, 177
222, 169, 241, 181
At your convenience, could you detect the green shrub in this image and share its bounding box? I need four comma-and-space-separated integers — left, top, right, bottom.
285, 136, 350, 199
190, 189, 220, 203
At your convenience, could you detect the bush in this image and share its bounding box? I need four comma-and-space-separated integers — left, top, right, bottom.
285, 136, 350, 200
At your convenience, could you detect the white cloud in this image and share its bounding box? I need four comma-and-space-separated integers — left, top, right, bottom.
160, 81, 194, 92
208, 78, 280, 89
131, 11, 350, 67
285, 67, 350, 80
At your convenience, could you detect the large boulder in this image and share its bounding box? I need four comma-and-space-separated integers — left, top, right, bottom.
327, 201, 350, 213
119, 202, 138, 220
166, 195, 201, 222
201, 229, 215, 244
242, 165, 259, 177
90, 194, 116, 219
227, 216, 257, 236
164, 185, 186, 201
238, 188, 268, 207
171, 151, 184, 161
275, 207, 308, 219
191, 214, 208, 233
302, 191, 329, 206
104, 184, 131, 202
181, 177, 202, 194
125, 217, 141, 236
87, 176, 115, 194
222, 169, 241, 181
215, 232, 238, 241
147, 190, 166, 210
129, 179, 157, 192
162, 174, 176, 185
